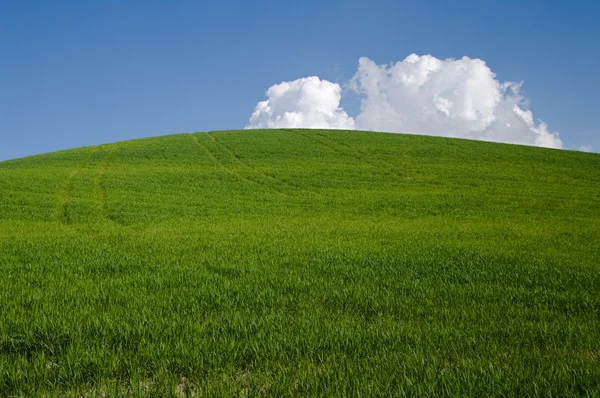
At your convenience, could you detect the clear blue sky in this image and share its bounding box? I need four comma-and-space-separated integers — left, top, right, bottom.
1, 0, 599, 161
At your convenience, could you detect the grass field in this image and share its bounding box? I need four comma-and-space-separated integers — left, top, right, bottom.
0, 129, 599, 396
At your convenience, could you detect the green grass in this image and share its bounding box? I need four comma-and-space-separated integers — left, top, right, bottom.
1, 129, 599, 397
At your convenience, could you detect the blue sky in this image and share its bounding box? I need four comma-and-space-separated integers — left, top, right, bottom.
1, 0, 599, 161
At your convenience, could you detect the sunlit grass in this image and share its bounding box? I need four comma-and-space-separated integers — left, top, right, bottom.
1, 129, 599, 396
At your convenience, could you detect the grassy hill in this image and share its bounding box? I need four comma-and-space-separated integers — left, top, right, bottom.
1, 129, 599, 396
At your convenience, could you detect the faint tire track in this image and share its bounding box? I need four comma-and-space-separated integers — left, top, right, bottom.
290, 129, 406, 179
57, 146, 98, 224
57, 169, 79, 223
94, 145, 116, 219
207, 133, 321, 198
191, 134, 291, 198
314, 131, 402, 171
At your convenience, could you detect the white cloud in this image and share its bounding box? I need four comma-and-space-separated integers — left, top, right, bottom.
350, 54, 563, 149
578, 144, 593, 152
245, 76, 355, 130
246, 54, 563, 149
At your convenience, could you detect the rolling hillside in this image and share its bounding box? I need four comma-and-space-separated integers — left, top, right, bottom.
1, 129, 599, 396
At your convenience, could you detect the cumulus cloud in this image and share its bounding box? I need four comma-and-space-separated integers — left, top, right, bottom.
350, 54, 562, 148
578, 144, 593, 152
246, 54, 563, 149
245, 76, 355, 130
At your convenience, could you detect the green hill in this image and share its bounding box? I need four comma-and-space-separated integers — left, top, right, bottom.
1, 129, 599, 396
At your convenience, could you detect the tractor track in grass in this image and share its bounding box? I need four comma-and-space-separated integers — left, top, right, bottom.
208, 133, 287, 185
192, 134, 293, 199
314, 131, 405, 173
192, 134, 270, 190
207, 133, 322, 198
57, 146, 98, 224
57, 169, 78, 223
94, 145, 117, 221
290, 129, 406, 180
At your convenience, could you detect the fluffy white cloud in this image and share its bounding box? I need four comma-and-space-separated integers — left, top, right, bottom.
578, 144, 593, 152
246, 54, 563, 149
350, 55, 563, 149
245, 76, 355, 130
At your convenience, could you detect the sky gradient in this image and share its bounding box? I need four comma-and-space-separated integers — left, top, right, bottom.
1, 0, 599, 161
